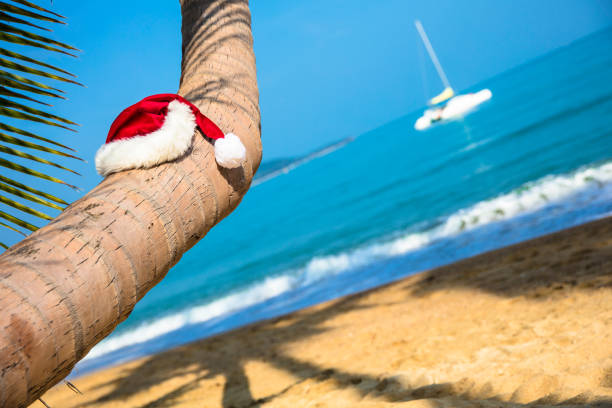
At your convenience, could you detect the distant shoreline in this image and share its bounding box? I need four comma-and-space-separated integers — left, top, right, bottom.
253, 136, 354, 186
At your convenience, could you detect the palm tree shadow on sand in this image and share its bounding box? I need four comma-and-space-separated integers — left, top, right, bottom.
70, 218, 612, 407
72, 296, 612, 408
405, 216, 612, 299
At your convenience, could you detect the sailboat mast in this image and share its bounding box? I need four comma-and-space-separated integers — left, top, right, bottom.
415, 20, 451, 89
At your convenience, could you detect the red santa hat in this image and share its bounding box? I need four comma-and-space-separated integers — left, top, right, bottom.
95, 94, 246, 176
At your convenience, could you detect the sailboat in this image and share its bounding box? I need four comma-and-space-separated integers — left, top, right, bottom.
414, 20, 492, 131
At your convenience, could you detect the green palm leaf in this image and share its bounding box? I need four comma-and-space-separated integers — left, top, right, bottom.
0, 220, 26, 235
0, 48, 76, 77
0, 32, 76, 57
0, 144, 80, 174
0, 174, 67, 204
0, 2, 64, 24
0, 11, 50, 31
1, 57, 83, 86
0, 123, 74, 150
1, 69, 65, 93
0, 131, 81, 160
0, 180, 63, 210
0, 208, 37, 231
0, 194, 52, 219
0, 157, 76, 188
0, 22, 79, 51
0, 85, 51, 105
1, 74, 65, 99
8, 0, 66, 19
0, 0, 80, 248
0, 97, 78, 125
0, 106, 75, 131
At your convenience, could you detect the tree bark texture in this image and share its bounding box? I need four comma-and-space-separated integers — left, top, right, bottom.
0, 0, 261, 406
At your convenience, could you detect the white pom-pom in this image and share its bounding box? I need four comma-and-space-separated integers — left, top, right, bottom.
214, 133, 246, 168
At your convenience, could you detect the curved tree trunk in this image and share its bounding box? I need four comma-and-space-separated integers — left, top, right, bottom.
0, 1, 261, 406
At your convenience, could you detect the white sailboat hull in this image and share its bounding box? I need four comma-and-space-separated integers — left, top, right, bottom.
414, 89, 492, 130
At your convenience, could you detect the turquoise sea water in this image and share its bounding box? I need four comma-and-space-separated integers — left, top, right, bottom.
75, 28, 612, 375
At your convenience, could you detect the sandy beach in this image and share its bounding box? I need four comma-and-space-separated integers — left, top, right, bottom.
36, 217, 612, 407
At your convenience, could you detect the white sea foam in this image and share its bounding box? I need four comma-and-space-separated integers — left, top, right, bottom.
299, 162, 612, 280
84, 161, 612, 362
441, 162, 612, 235
85, 275, 297, 360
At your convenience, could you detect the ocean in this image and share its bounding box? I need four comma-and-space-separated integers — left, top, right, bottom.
74, 28, 612, 376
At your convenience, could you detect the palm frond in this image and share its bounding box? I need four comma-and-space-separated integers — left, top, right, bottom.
0, 85, 52, 105
0, 180, 63, 210
1, 75, 66, 100
0, 32, 76, 57
0, 22, 78, 51
0, 123, 75, 150
0, 174, 68, 204
0, 48, 76, 77
0, 106, 75, 131
1, 69, 66, 93
9, 0, 66, 19
0, 97, 78, 125
0, 220, 25, 235
0, 0, 80, 247
0, 131, 82, 159
0, 144, 80, 174
0, 193, 52, 219
1, 57, 83, 85
0, 2, 64, 24
0, 208, 37, 231
0, 11, 50, 31
0, 157, 76, 188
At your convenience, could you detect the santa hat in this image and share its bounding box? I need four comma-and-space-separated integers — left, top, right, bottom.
95, 93, 246, 176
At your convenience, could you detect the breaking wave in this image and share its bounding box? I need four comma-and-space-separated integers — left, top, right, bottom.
85, 275, 295, 360
84, 160, 612, 363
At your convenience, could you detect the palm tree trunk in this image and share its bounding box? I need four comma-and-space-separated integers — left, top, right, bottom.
0, 1, 261, 406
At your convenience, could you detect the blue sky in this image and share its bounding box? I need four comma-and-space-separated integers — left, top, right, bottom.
0, 0, 610, 244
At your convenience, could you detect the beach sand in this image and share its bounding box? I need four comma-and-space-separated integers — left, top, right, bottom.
36, 217, 612, 407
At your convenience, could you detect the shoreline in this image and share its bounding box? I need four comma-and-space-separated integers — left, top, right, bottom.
39, 216, 612, 407
74, 166, 612, 378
